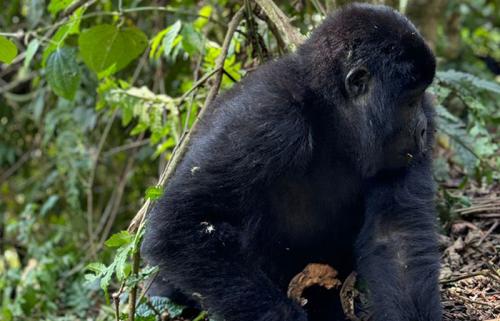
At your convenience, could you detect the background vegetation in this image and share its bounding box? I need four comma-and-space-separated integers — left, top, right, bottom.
0, 0, 499, 320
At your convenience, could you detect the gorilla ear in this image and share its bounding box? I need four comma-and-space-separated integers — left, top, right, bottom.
345, 67, 371, 98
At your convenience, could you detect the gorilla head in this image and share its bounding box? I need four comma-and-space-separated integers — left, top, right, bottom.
299, 3, 436, 177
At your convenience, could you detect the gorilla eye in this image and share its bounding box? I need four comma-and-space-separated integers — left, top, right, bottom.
345, 67, 371, 98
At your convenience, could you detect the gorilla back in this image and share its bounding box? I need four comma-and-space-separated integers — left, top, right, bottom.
142, 4, 442, 321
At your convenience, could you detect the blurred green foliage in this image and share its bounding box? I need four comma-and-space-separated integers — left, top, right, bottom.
0, 0, 498, 320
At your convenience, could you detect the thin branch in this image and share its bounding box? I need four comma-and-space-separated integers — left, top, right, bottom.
103, 139, 150, 158
222, 68, 238, 83
245, 0, 265, 62
0, 150, 31, 184
439, 270, 491, 284
99, 142, 141, 246
86, 109, 118, 259
204, 7, 245, 109
128, 246, 141, 321
255, 0, 306, 49
60, 0, 95, 18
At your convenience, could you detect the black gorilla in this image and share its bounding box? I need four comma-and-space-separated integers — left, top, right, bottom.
142, 4, 442, 321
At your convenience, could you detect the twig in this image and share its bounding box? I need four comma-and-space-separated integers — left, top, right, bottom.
222, 68, 238, 83
112, 282, 126, 321
451, 292, 500, 308
99, 140, 141, 246
103, 139, 150, 158
254, 0, 306, 49
439, 270, 491, 284
178, 67, 220, 105
478, 219, 499, 245
86, 109, 118, 259
245, 0, 265, 62
311, 0, 327, 16
204, 7, 245, 109
485, 261, 500, 281
61, 0, 95, 18
129, 246, 141, 321
0, 75, 35, 94
0, 150, 31, 184
456, 205, 500, 215
254, 7, 287, 54
136, 270, 160, 310
476, 213, 500, 218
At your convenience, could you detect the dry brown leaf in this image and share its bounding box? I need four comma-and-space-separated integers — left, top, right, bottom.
287, 263, 342, 306
340, 271, 361, 321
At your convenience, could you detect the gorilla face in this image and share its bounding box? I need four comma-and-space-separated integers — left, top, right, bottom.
380, 92, 430, 170
299, 3, 436, 178
341, 67, 433, 177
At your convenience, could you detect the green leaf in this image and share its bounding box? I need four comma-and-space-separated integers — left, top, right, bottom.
437, 70, 500, 94
40, 195, 59, 216
86, 262, 107, 274
100, 264, 114, 300
0, 35, 18, 64
114, 246, 132, 281
23, 39, 40, 69
105, 230, 133, 248
163, 20, 182, 58
150, 29, 168, 60
136, 297, 185, 319
46, 47, 81, 100
194, 5, 212, 30
181, 23, 203, 56
79, 24, 148, 76
48, 0, 74, 15
145, 186, 164, 200
42, 6, 85, 66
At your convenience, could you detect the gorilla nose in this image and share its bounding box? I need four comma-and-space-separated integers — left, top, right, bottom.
415, 118, 427, 152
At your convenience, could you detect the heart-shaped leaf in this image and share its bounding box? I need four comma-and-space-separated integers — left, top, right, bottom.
79, 24, 148, 76
46, 47, 81, 100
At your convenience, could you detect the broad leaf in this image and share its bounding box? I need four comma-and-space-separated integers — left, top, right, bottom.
150, 29, 168, 60
86, 262, 107, 274
48, 0, 74, 15
162, 20, 182, 58
181, 23, 203, 55
194, 5, 212, 30
0, 35, 18, 64
46, 47, 81, 100
79, 24, 148, 76
105, 230, 133, 248
42, 7, 85, 66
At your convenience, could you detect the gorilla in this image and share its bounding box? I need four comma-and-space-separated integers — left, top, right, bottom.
142, 3, 442, 321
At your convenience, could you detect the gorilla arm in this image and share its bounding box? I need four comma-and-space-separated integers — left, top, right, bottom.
355, 160, 442, 321
141, 62, 312, 321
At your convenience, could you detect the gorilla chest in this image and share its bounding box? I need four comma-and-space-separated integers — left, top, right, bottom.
267, 170, 364, 257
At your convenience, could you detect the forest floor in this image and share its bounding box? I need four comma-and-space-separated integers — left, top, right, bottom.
439, 184, 500, 321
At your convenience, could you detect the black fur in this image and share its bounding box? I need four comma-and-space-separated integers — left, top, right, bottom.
142, 4, 442, 321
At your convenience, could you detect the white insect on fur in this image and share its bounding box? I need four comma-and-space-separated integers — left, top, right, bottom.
200, 221, 215, 234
